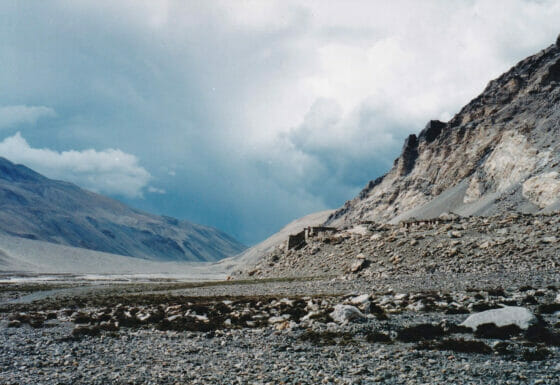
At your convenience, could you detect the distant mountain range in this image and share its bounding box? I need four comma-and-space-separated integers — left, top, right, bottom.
0, 157, 246, 262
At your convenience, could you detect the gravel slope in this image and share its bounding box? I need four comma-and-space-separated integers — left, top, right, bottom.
239, 213, 560, 280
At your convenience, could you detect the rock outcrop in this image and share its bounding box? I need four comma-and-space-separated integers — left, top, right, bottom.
327, 37, 560, 227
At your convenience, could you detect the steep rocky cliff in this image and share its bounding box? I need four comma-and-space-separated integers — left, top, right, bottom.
0, 157, 245, 261
327, 36, 560, 227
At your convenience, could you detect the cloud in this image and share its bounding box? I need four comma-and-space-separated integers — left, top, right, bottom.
147, 186, 166, 194
1, 1, 560, 243
0, 132, 151, 198
0, 105, 56, 129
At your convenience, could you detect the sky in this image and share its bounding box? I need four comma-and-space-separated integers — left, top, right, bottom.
0, 1, 559, 245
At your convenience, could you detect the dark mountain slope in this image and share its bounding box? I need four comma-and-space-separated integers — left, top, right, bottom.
0, 157, 245, 261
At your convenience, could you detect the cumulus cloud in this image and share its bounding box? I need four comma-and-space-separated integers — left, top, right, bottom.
0, 105, 56, 129
0, 133, 151, 198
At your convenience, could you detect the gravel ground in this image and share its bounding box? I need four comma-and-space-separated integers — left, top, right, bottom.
239, 213, 560, 281
1, 275, 560, 384
1, 313, 559, 385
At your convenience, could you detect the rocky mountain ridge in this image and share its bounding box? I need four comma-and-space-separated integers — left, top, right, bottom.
0, 157, 245, 262
327, 36, 560, 227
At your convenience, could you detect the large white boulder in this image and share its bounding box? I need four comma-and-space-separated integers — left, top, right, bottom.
330, 304, 365, 324
460, 306, 537, 331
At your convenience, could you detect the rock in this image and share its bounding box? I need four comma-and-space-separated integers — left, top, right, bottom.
348, 294, 372, 313
136, 312, 151, 322
99, 321, 119, 331
194, 314, 209, 322
268, 315, 290, 324
356, 253, 366, 259
70, 311, 92, 324
275, 320, 295, 331
7, 320, 21, 328
348, 294, 370, 306
541, 236, 557, 244
370, 233, 382, 241
28, 317, 44, 328
71, 325, 100, 337
557, 33, 560, 47
349, 259, 366, 273
479, 241, 490, 249
329, 304, 365, 324
300, 310, 322, 322
439, 212, 458, 221
448, 231, 462, 238
407, 301, 427, 312
460, 306, 537, 331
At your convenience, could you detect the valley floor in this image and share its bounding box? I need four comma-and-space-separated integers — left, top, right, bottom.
1, 271, 559, 384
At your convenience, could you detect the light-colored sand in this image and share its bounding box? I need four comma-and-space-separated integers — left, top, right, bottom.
0, 233, 227, 280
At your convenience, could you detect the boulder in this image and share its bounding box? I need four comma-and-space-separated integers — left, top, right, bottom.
349, 259, 366, 273
330, 304, 365, 324
349, 294, 370, 306
460, 306, 537, 331
541, 236, 557, 244
448, 230, 462, 238
348, 294, 371, 313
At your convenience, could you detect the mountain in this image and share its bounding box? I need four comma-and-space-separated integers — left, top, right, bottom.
0, 157, 246, 261
327, 35, 560, 227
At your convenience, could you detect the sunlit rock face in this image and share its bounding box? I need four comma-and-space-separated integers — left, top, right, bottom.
327, 37, 560, 227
